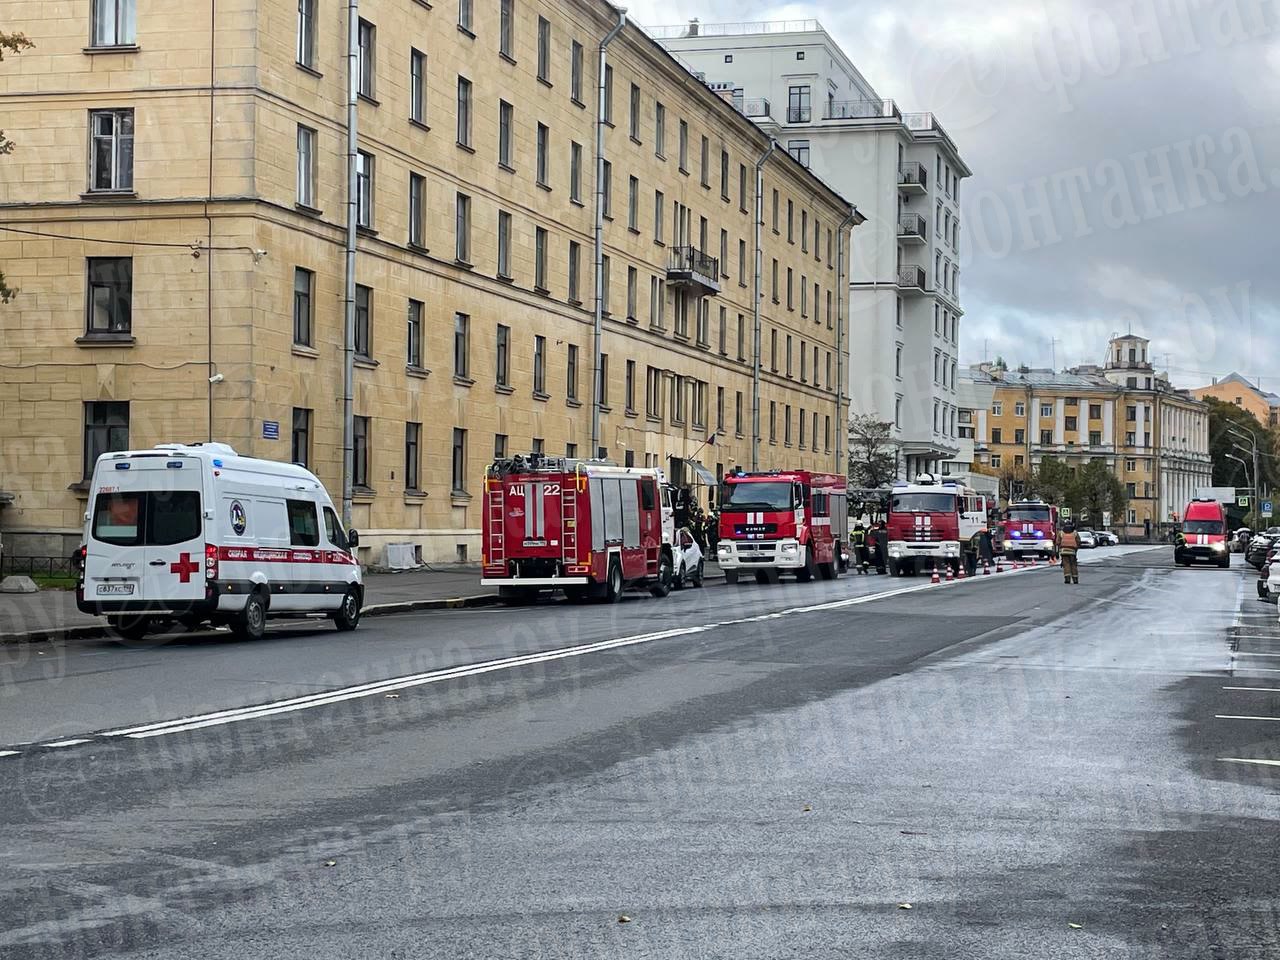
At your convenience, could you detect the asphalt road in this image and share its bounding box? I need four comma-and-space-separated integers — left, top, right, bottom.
2, 546, 1277, 959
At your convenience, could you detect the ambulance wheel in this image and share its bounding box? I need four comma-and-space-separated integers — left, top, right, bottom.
796, 546, 816, 583
108, 616, 150, 643
604, 560, 625, 603
333, 587, 362, 630
724, 570, 739, 585
233, 590, 268, 641
649, 553, 673, 598
691, 559, 705, 588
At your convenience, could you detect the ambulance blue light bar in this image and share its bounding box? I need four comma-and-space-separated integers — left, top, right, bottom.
166, 461, 184, 469
114, 462, 131, 470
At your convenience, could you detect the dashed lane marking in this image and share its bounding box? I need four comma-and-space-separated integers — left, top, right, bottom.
1218, 758, 1280, 768
1215, 715, 1280, 722
0, 750, 20, 758
44, 739, 93, 748
1223, 686, 1280, 693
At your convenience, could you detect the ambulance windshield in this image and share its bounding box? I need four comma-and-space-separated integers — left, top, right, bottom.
891, 493, 956, 514
721, 481, 795, 512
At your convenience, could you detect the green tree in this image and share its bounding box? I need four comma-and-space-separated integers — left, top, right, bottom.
1070, 458, 1128, 527
1030, 456, 1073, 504
847, 414, 898, 489
1204, 396, 1279, 496
0, 31, 34, 303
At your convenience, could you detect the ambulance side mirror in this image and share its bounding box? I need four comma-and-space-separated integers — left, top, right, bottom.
347, 529, 360, 548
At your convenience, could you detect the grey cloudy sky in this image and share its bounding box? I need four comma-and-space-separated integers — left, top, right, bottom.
633, 0, 1280, 390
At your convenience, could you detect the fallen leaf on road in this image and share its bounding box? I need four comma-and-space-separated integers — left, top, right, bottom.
900, 831, 928, 836
802, 804, 812, 812
617, 915, 632, 924
1068, 923, 1082, 929
898, 903, 913, 910
385, 693, 400, 699
324, 860, 336, 867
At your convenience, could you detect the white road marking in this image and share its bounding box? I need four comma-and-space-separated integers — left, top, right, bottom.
0, 750, 20, 758
1223, 686, 1280, 693
1230, 651, 1280, 658
44, 739, 92, 748
100, 577, 959, 741
1218, 757, 1280, 768
1215, 715, 1280, 722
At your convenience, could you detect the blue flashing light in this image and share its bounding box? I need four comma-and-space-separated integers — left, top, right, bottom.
212, 459, 224, 468
1009, 530, 1022, 539
114, 462, 131, 470
1033, 530, 1045, 539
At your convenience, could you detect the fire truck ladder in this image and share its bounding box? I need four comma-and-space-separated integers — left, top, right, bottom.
561, 483, 578, 566
486, 482, 505, 566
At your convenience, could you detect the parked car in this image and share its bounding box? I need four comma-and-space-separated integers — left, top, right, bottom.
1096, 531, 1119, 546
673, 527, 704, 589
1247, 534, 1277, 570
1232, 527, 1253, 553
1077, 530, 1098, 549
1257, 545, 1278, 602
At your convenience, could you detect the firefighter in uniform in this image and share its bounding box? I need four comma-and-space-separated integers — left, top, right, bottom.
1058, 522, 1081, 585
850, 524, 868, 574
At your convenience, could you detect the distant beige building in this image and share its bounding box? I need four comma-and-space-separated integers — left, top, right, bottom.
1193, 373, 1280, 429
0, 0, 856, 564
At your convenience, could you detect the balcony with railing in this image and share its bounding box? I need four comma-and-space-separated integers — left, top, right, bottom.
668, 245, 721, 296
897, 213, 927, 242
898, 161, 928, 193
897, 264, 926, 291
824, 98, 902, 121
786, 105, 811, 123
645, 19, 823, 39
903, 112, 959, 157
742, 98, 772, 120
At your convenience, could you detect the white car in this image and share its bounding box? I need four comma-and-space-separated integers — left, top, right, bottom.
673, 527, 705, 589
1265, 554, 1280, 605
1077, 530, 1097, 549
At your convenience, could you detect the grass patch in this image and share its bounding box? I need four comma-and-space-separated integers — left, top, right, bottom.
30, 574, 78, 591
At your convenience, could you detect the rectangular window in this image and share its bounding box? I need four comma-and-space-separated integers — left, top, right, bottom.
799, 408, 806, 448
700, 135, 710, 187
537, 17, 551, 82
787, 200, 794, 242
626, 265, 637, 320
787, 139, 810, 167
499, 0, 514, 58
83, 401, 129, 479
655, 102, 665, 157
570, 141, 583, 203
736, 313, 745, 361
801, 211, 808, 251
498, 99, 513, 167
629, 83, 641, 141
407, 298, 423, 368
567, 240, 581, 303
718, 304, 727, 354
567, 343, 579, 401
738, 239, 747, 285
357, 19, 376, 98
496, 323, 511, 387
787, 84, 810, 122
458, 0, 472, 32
603, 64, 614, 124
89, 109, 134, 192
739, 163, 748, 211
769, 402, 777, 442
291, 407, 311, 467
601, 159, 612, 217
534, 227, 548, 292
696, 298, 709, 346
678, 120, 688, 172
598, 354, 609, 407
356, 150, 374, 227
720, 149, 730, 199
457, 76, 473, 148
353, 416, 370, 488
86, 256, 132, 334
627, 176, 639, 231
654, 190, 664, 243
496, 210, 512, 280
292, 267, 313, 346
296, 125, 316, 207
410, 49, 426, 123
536, 123, 549, 186
1041, 430, 1054, 445
570, 41, 583, 103
453, 312, 470, 379
354, 284, 371, 358
625, 359, 636, 413
719, 229, 728, 279
772, 189, 779, 232
494, 434, 508, 459
735, 391, 743, 435
646, 366, 661, 418
405, 422, 421, 491
455, 192, 471, 262
533, 335, 547, 394
451, 428, 467, 493
408, 172, 425, 247
93, 0, 136, 47
786, 335, 793, 377
600, 255, 611, 316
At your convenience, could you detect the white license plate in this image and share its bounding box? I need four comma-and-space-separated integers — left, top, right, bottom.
96, 583, 135, 596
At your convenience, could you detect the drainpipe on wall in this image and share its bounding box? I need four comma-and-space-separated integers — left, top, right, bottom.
834, 205, 861, 477
751, 139, 776, 471
341, 0, 360, 527
590, 7, 627, 460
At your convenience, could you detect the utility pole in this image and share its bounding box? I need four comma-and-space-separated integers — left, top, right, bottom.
1228, 424, 1259, 526
341, 0, 360, 527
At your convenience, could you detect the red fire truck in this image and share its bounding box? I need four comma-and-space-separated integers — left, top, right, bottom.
480, 455, 675, 603
715, 470, 848, 584
886, 475, 992, 577
1001, 498, 1059, 561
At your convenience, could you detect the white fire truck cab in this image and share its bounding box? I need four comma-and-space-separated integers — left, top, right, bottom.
886, 475, 992, 577
481, 455, 676, 603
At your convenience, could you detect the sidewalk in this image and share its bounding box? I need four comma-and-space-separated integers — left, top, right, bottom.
0, 560, 725, 643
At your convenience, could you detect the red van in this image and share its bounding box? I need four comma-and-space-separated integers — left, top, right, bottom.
1175, 499, 1230, 568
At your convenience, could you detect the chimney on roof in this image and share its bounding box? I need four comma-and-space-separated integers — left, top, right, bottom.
687, 18, 699, 37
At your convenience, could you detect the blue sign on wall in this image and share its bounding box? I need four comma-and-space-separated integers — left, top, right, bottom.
262, 420, 280, 440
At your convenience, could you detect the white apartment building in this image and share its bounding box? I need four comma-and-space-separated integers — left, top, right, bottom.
652, 19, 971, 479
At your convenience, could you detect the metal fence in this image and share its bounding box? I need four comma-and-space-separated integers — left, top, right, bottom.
1, 554, 78, 579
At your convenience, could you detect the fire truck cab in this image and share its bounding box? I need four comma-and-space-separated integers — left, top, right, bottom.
886, 475, 991, 577
481, 455, 676, 603
1002, 498, 1059, 560
715, 470, 847, 584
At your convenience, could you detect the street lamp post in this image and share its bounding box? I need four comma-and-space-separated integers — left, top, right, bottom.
1228, 425, 1259, 525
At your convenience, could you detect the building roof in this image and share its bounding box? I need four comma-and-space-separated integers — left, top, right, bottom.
965, 367, 1120, 391
1206, 372, 1280, 408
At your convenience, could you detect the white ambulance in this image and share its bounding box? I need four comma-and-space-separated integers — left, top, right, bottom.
77, 443, 363, 641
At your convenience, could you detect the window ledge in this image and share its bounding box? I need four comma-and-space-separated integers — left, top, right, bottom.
571, 97, 586, 109
570, 198, 585, 208
458, 24, 476, 38
406, 364, 430, 379
358, 93, 380, 107
534, 286, 550, 297
495, 383, 515, 395
411, 0, 432, 8
656, 152, 666, 161
625, 316, 638, 325
453, 375, 475, 388
630, 136, 642, 147
354, 356, 379, 369
68, 481, 91, 497
498, 161, 516, 174
409, 118, 431, 133
624, 408, 637, 418
450, 492, 473, 504
76, 333, 135, 347
567, 297, 583, 307
296, 62, 323, 79
352, 486, 377, 502
627, 226, 640, 236
84, 44, 139, 55
80, 190, 137, 201
654, 240, 666, 248
532, 391, 550, 402
500, 52, 517, 66
537, 182, 551, 193
404, 489, 428, 501
599, 404, 612, 414
292, 344, 319, 359
538, 77, 553, 89
457, 141, 476, 154
566, 398, 582, 409
496, 274, 514, 284
408, 241, 430, 256
454, 258, 474, 270
647, 415, 662, 424
357, 225, 378, 238
295, 202, 323, 218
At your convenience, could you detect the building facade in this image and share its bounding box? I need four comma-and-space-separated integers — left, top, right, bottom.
960, 336, 1211, 537
0, 0, 854, 564
651, 19, 970, 479
1193, 372, 1280, 429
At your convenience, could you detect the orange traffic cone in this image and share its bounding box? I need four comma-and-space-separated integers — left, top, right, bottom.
945, 566, 955, 582
957, 564, 967, 579
983, 562, 991, 576
995, 558, 1004, 573
930, 567, 941, 585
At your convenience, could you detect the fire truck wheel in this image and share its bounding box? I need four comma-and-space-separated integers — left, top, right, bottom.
649, 553, 673, 598
724, 570, 739, 585
796, 547, 817, 582
605, 560, 626, 603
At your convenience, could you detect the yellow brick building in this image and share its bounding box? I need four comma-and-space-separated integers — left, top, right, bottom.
1193, 373, 1280, 429
963, 336, 1211, 538
0, 0, 855, 564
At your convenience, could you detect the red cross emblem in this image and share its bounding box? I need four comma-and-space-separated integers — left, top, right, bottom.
170, 552, 200, 583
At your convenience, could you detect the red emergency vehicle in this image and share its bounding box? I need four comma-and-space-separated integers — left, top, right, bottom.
1175, 498, 1230, 568
481, 455, 675, 602
886, 475, 992, 577
715, 470, 848, 583
1001, 498, 1059, 561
